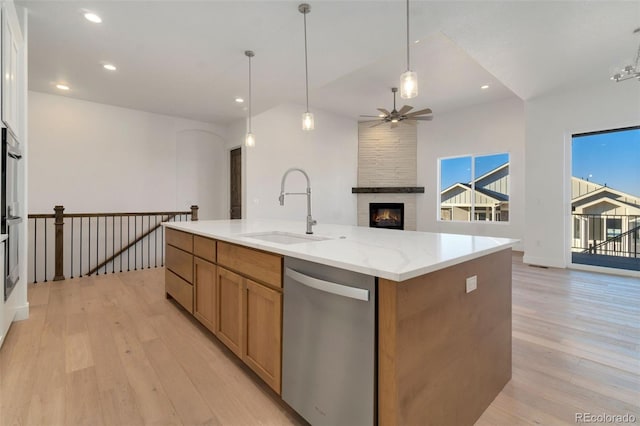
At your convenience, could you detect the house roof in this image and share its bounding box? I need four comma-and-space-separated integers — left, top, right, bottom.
574, 196, 640, 215
473, 162, 509, 184
572, 179, 640, 208
441, 182, 508, 203
441, 161, 509, 203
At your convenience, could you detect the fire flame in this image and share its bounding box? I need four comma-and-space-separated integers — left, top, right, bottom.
374, 209, 400, 223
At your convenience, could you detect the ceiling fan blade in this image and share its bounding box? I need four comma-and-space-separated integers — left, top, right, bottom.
398, 105, 413, 115
377, 108, 390, 116
412, 116, 434, 121
405, 108, 433, 117
370, 121, 386, 128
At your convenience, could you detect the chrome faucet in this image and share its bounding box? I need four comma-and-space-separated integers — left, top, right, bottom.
279, 168, 317, 234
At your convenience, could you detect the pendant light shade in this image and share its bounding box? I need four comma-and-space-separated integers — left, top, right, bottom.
400, 70, 418, 99
302, 112, 314, 131
245, 50, 256, 147
299, 3, 314, 131
245, 132, 255, 147
400, 0, 418, 99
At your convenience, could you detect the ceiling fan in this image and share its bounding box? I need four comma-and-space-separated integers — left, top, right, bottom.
360, 87, 433, 128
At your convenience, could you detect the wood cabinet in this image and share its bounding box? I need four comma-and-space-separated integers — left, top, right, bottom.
194, 235, 216, 263
216, 267, 244, 357
218, 241, 282, 288
193, 257, 217, 334
1, 4, 24, 139
164, 227, 283, 395
244, 278, 282, 393
165, 228, 194, 312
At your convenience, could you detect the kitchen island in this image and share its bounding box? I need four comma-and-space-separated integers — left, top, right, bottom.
163, 219, 516, 426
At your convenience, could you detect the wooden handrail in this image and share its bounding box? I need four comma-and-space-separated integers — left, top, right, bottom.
87, 214, 176, 276
29, 210, 191, 219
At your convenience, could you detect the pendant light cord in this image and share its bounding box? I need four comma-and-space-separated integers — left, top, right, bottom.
248, 54, 252, 133
303, 10, 310, 113
406, 0, 410, 71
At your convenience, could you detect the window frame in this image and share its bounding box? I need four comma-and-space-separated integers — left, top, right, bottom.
437, 152, 511, 224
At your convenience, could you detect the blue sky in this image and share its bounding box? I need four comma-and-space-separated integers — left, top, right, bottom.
441, 153, 509, 191
572, 128, 640, 197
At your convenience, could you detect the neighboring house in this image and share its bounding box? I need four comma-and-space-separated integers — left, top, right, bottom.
571, 177, 640, 255
440, 162, 509, 222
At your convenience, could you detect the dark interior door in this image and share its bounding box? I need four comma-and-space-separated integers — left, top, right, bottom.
230, 148, 242, 219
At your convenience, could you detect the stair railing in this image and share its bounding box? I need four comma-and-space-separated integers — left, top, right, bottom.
27, 205, 198, 283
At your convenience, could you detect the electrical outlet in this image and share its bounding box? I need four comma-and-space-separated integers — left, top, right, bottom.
466, 276, 477, 293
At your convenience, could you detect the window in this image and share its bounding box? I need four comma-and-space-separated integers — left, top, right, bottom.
439, 153, 509, 223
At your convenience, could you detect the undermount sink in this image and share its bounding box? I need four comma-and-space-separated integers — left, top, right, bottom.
240, 231, 331, 245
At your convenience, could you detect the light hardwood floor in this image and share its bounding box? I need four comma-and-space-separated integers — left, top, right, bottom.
1, 253, 638, 426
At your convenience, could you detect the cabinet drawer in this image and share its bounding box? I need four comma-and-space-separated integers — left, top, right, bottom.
217, 242, 282, 288
166, 228, 193, 252
166, 245, 193, 282
166, 269, 193, 313
194, 235, 216, 263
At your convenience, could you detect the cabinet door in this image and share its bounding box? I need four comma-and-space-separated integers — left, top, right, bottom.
244, 279, 282, 394
194, 258, 217, 333
216, 267, 244, 357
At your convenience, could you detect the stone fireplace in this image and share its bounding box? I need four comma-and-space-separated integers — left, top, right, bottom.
370, 203, 404, 230
354, 121, 421, 230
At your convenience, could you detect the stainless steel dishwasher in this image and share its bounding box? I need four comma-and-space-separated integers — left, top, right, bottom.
282, 257, 376, 426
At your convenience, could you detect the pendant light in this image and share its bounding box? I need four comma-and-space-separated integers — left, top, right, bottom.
299, 3, 314, 131
400, 0, 417, 99
245, 50, 255, 147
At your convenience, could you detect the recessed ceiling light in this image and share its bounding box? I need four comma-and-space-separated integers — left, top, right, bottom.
481, 85, 490, 90
56, 84, 70, 91
414, 39, 420, 44
103, 64, 117, 71
378, 113, 386, 118
84, 12, 102, 23
235, 97, 244, 103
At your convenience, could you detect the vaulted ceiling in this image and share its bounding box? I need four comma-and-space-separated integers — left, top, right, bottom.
19, 1, 640, 124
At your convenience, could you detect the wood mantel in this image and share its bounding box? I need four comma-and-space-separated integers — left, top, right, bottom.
378, 248, 512, 426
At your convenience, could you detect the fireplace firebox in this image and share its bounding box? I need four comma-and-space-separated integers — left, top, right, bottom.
369, 203, 404, 230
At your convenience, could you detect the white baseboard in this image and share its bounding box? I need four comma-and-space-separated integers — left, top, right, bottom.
522, 255, 566, 269
13, 302, 29, 321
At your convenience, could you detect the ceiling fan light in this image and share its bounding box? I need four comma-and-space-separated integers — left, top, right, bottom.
391, 118, 399, 123
302, 112, 314, 131
245, 132, 256, 147
400, 70, 418, 99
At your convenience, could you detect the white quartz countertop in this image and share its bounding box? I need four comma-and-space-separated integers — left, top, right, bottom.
163, 220, 517, 282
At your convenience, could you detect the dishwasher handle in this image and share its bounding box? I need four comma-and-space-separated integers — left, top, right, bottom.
285, 267, 370, 301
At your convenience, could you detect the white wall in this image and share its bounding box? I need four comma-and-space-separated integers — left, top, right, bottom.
28, 91, 228, 218
524, 81, 640, 268
245, 103, 357, 226
416, 97, 526, 250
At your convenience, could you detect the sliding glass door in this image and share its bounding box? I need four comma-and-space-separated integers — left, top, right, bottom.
571, 126, 640, 271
